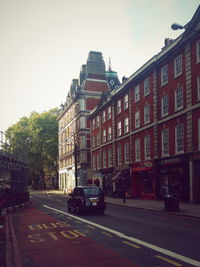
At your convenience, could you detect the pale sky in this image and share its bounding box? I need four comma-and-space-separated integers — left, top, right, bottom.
0, 0, 199, 131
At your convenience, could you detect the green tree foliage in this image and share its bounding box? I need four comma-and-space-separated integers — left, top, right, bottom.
6, 108, 59, 183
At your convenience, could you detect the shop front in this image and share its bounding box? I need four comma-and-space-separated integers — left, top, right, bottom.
130, 161, 156, 199
157, 155, 189, 201
191, 152, 200, 203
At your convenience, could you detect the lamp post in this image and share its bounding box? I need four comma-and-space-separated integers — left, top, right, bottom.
73, 144, 78, 187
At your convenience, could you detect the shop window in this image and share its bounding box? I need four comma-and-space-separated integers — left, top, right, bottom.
97, 153, 101, 169
198, 118, 200, 150
143, 174, 154, 194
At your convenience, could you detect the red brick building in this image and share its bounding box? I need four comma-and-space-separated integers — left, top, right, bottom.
90, 6, 200, 202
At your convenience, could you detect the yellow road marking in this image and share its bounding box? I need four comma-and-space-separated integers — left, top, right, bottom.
155, 255, 183, 266
101, 231, 113, 238
123, 240, 140, 249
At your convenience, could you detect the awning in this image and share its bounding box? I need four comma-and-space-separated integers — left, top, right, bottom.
131, 167, 152, 172
111, 171, 121, 182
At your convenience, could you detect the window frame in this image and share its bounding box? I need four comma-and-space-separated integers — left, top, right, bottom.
144, 104, 150, 124
108, 126, 112, 141
161, 64, 168, 86
144, 77, 150, 96
124, 117, 129, 134
124, 94, 129, 110
175, 85, 183, 111
117, 99, 121, 114
103, 151, 107, 168
117, 145, 122, 165
135, 110, 140, 128
161, 94, 169, 117
174, 55, 182, 78
162, 128, 169, 156
144, 135, 151, 159
108, 149, 112, 167
175, 123, 184, 153
135, 138, 141, 162
117, 121, 122, 137
102, 110, 106, 123
107, 106, 111, 120
102, 129, 106, 143
124, 143, 130, 164
134, 85, 140, 102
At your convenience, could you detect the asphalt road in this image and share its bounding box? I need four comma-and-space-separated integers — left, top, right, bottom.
27, 191, 200, 267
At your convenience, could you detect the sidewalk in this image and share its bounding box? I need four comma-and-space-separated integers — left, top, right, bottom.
35, 189, 200, 218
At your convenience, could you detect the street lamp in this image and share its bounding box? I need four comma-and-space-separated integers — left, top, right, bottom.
171, 23, 185, 31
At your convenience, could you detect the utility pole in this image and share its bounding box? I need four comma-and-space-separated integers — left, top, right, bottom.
74, 144, 78, 187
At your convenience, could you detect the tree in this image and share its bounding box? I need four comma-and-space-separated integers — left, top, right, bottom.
6, 108, 59, 185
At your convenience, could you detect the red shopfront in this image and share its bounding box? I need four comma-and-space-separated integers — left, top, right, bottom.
130, 161, 156, 200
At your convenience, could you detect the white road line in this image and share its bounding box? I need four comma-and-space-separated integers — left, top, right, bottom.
43, 205, 200, 267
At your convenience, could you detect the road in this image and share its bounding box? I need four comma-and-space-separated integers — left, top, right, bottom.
9, 191, 200, 267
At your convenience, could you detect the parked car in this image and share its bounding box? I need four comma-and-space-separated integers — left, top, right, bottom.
67, 186, 106, 214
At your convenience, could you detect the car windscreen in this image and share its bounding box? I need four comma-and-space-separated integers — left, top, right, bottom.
83, 187, 102, 196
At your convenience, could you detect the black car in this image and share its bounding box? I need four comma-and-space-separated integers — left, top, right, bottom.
67, 186, 106, 214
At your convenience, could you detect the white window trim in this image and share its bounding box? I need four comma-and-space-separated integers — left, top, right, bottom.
161, 64, 168, 86
124, 143, 130, 164
96, 115, 100, 127
107, 106, 111, 120
135, 139, 141, 162
124, 94, 129, 110
175, 86, 183, 111
162, 129, 169, 156
161, 94, 169, 117
135, 110, 140, 128
174, 55, 182, 78
117, 121, 122, 137
117, 145, 122, 165
144, 135, 150, 159
175, 124, 184, 154
103, 129, 106, 143
117, 100, 121, 114
124, 117, 129, 134
144, 104, 150, 124
144, 77, 150, 96
135, 85, 140, 102
102, 110, 106, 123
108, 127, 112, 141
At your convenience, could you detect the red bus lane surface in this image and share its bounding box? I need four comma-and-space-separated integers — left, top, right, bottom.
9, 207, 138, 267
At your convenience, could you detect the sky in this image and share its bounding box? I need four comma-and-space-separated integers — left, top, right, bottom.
0, 0, 199, 132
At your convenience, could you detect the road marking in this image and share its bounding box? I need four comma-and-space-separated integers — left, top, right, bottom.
101, 231, 113, 238
75, 220, 82, 224
123, 240, 140, 249
155, 255, 183, 266
43, 205, 200, 267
